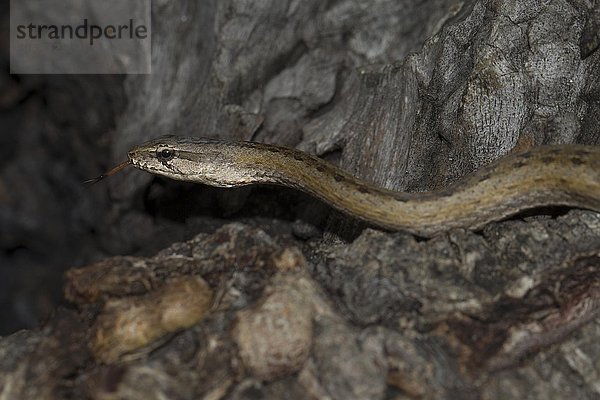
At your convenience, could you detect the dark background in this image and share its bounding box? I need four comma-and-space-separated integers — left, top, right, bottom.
1, 1, 126, 334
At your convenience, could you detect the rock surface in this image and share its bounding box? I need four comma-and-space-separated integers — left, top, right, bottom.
2, 213, 599, 399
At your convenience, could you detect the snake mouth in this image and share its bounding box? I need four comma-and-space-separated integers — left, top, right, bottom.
127, 150, 139, 165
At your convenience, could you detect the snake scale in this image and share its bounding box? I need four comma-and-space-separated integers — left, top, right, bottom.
92, 135, 600, 237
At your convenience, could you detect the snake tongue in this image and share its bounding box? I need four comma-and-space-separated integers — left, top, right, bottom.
84, 160, 131, 184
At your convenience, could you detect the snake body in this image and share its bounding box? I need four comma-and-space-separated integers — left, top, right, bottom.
127, 136, 600, 237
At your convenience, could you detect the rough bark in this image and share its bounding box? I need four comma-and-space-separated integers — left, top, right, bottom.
1, 0, 600, 399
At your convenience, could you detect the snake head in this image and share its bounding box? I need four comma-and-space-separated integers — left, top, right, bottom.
127, 135, 255, 187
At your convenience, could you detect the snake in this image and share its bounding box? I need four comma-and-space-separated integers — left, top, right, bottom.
90, 136, 600, 237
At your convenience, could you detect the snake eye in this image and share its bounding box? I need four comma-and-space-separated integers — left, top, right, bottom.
157, 148, 175, 161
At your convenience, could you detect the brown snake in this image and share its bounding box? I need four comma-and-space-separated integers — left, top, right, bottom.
91, 136, 600, 237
